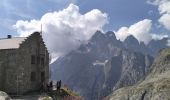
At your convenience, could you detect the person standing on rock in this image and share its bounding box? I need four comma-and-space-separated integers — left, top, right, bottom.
56, 80, 62, 91
49, 81, 53, 91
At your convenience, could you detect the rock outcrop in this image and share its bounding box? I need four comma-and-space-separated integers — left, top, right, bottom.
105, 48, 170, 100
0, 91, 11, 100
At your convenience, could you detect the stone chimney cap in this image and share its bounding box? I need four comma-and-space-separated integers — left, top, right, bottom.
7, 35, 12, 39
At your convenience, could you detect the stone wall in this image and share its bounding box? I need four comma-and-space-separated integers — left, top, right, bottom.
4, 49, 18, 94
0, 49, 17, 92
0, 50, 8, 90
0, 32, 49, 95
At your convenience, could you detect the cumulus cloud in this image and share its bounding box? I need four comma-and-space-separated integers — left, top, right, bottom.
114, 19, 168, 44
14, 4, 108, 59
159, 14, 170, 30
148, 0, 170, 30
114, 19, 153, 44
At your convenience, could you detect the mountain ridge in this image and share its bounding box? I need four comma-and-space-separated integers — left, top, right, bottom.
50, 31, 169, 100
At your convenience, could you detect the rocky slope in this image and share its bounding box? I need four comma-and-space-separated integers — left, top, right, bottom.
97, 51, 153, 99
147, 38, 169, 56
105, 48, 170, 100
50, 31, 168, 100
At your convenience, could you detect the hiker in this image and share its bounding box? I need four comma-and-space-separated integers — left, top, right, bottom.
42, 81, 46, 92
49, 81, 53, 91
56, 80, 62, 90
59, 80, 61, 86
46, 83, 50, 92
40, 82, 46, 92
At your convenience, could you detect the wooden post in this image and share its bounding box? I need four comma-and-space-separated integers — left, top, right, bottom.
40, 24, 42, 35
17, 75, 19, 95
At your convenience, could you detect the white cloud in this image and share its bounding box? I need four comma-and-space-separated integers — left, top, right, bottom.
158, 1, 170, 14
115, 19, 169, 44
159, 14, 170, 30
14, 4, 108, 58
49, 0, 76, 3
114, 19, 153, 44
148, 0, 170, 30
152, 34, 168, 40
114, 27, 129, 41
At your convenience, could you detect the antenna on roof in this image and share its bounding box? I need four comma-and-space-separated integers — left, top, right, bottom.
40, 24, 42, 35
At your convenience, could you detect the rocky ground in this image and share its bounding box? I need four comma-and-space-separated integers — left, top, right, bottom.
11, 93, 52, 100
0, 87, 82, 100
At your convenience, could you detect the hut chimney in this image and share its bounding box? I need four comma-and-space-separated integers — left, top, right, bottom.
7, 35, 12, 39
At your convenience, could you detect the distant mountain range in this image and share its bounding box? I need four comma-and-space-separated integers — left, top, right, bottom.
50, 31, 169, 100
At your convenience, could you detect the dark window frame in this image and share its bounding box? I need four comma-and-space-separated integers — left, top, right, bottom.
31, 55, 36, 64
37, 56, 40, 65
41, 71, 45, 82
41, 57, 45, 66
30, 72, 36, 82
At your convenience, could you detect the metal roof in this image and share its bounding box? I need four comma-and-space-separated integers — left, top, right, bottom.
0, 37, 26, 50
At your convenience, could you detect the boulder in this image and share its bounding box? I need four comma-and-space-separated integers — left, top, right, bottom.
0, 91, 11, 100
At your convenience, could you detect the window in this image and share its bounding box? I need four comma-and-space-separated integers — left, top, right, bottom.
31, 55, 36, 64
30, 72, 36, 82
41, 72, 45, 82
37, 56, 40, 65
8, 53, 16, 66
41, 58, 45, 66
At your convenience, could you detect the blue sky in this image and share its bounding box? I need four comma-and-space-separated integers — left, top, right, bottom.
0, 0, 72, 36
77, 0, 159, 30
1, 0, 170, 59
0, 0, 166, 37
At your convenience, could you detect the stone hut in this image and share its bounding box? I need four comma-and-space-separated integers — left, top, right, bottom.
0, 32, 49, 95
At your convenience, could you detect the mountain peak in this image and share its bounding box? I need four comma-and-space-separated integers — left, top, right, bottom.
124, 35, 139, 44
94, 30, 103, 36
90, 30, 105, 42
92, 30, 104, 38
105, 31, 116, 39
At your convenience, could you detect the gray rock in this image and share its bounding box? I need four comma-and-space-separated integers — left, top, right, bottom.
105, 48, 170, 100
0, 91, 11, 100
